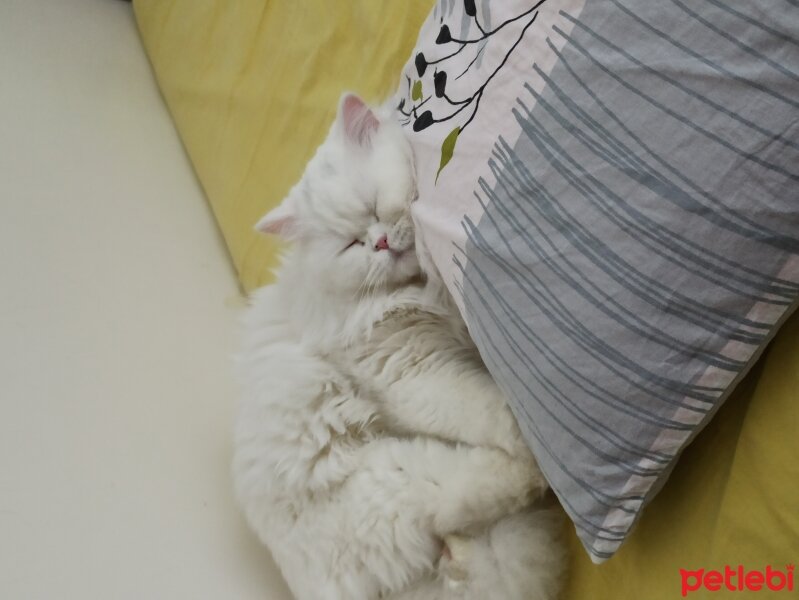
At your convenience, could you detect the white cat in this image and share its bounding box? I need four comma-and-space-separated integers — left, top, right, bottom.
233, 93, 566, 600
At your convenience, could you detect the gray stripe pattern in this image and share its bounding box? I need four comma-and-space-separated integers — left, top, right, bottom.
459, 0, 799, 561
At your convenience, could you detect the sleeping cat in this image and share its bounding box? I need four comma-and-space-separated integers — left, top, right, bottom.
233, 93, 566, 600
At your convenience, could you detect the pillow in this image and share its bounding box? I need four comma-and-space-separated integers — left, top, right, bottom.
398, 0, 799, 562
564, 310, 799, 597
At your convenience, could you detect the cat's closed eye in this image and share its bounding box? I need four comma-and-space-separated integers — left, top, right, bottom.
342, 239, 365, 253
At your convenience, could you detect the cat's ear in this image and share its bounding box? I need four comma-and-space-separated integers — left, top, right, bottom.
255, 199, 296, 238
338, 92, 380, 147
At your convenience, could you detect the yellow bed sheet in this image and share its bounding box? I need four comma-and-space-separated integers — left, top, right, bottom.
133, 1, 799, 598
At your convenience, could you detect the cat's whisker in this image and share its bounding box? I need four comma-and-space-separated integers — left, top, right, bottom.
361, 262, 381, 301
356, 266, 376, 303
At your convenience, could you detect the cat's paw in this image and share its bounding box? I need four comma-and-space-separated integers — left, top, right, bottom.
517, 454, 549, 505
431, 448, 548, 534
491, 454, 549, 519
440, 534, 472, 590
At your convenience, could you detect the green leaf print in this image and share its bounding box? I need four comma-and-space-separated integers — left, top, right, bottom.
436, 126, 460, 183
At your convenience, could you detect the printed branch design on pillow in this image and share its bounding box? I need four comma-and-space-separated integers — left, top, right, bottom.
397, 0, 799, 562
399, 2, 548, 180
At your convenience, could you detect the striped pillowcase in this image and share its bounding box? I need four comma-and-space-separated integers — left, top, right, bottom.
398, 0, 799, 561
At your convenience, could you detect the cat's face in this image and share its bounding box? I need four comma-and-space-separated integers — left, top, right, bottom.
257, 94, 421, 295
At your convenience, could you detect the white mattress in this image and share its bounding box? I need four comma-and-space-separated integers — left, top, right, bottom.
0, 0, 291, 597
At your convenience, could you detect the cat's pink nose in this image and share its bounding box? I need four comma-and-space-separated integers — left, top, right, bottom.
374, 234, 390, 251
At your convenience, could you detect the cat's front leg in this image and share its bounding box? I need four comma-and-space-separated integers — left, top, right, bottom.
353, 313, 533, 459
381, 365, 533, 460
360, 437, 545, 536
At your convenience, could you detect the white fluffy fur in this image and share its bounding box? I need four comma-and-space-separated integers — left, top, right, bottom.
233, 94, 566, 600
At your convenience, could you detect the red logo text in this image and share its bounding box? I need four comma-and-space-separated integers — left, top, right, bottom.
680, 565, 795, 596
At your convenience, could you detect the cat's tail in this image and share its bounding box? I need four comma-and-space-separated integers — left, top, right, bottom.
441, 505, 567, 600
